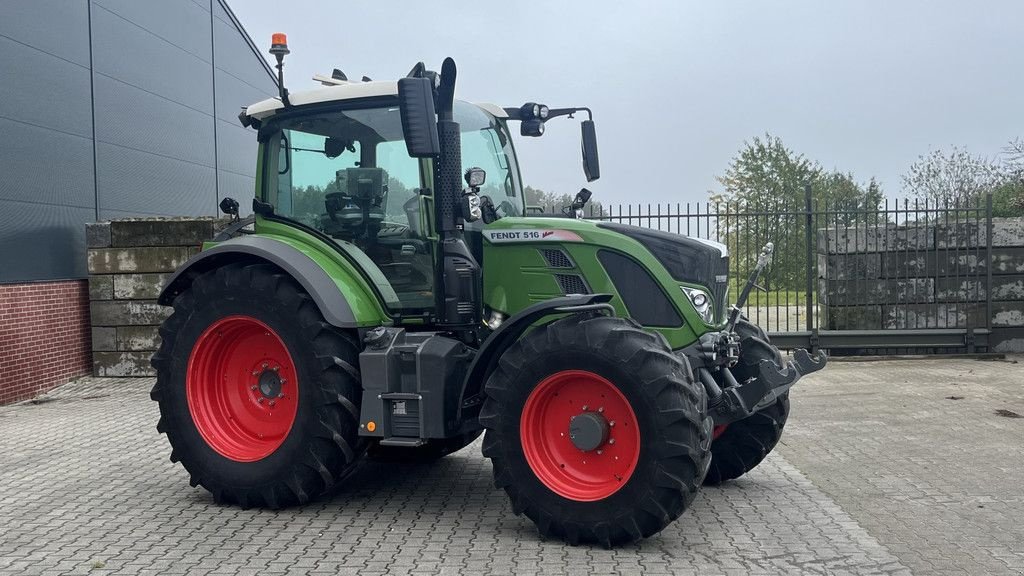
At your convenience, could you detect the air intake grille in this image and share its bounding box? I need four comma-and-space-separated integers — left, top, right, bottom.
541, 248, 574, 268
555, 274, 590, 295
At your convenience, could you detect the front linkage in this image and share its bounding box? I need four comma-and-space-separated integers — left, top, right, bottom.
684, 243, 827, 426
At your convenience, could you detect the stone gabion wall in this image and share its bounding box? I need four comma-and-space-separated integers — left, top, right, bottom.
818, 217, 1024, 352
86, 218, 229, 377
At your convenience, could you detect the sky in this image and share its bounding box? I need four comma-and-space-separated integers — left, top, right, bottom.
232, 0, 1023, 207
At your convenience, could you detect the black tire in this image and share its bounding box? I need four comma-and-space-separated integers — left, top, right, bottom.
150, 262, 366, 508
705, 316, 789, 485
703, 394, 789, 485
480, 314, 711, 547
366, 429, 483, 462
731, 316, 783, 383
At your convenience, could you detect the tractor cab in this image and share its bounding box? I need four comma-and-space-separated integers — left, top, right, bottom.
248, 93, 526, 313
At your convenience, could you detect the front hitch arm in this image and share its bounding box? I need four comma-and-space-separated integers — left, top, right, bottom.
708, 348, 827, 425
726, 241, 774, 333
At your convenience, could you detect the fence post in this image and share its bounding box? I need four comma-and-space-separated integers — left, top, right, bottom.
985, 192, 994, 345
804, 184, 816, 350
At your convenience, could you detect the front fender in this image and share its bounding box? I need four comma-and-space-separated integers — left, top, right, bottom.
158, 235, 390, 328
458, 293, 614, 421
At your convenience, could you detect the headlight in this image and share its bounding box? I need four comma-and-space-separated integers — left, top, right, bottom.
682, 287, 714, 323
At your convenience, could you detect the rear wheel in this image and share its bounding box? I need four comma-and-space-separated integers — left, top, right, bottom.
480, 315, 711, 547
151, 263, 366, 508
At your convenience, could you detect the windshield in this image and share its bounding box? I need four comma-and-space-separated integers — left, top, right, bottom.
454, 102, 524, 218
263, 100, 523, 225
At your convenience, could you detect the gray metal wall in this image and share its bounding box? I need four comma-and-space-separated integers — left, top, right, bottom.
0, 0, 275, 283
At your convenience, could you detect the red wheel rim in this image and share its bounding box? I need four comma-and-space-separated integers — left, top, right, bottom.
186, 315, 299, 462
520, 370, 641, 501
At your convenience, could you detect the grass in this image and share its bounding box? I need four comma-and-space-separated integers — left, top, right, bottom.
729, 286, 814, 308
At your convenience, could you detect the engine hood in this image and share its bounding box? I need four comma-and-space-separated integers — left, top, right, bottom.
596, 222, 731, 322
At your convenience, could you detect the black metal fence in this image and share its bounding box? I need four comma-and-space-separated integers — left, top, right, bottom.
560, 188, 1003, 354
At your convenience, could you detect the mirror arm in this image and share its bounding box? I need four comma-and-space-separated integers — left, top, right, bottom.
543, 107, 593, 121
502, 106, 593, 122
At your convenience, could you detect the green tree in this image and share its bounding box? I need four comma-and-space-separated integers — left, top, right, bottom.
902, 143, 1024, 217
995, 139, 1024, 217
710, 134, 883, 291
902, 147, 1004, 206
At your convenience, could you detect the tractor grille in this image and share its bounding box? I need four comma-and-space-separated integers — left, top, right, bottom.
555, 274, 590, 295
540, 248, 574, 268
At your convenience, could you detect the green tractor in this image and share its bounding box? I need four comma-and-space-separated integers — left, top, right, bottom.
151, 35, 825, 546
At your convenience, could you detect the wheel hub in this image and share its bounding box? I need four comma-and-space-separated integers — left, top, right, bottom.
258, 368, 282, 399
569, 411, 609, 451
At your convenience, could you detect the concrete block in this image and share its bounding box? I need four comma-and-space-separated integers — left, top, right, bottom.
91, 327, 117, 351
823, 305, 883, 330
993, 217, 1024, 247
817, 253, 881, 281
817, 224, 933, 254
93, 352, 155, 377
109, 219, 220, 247
116, 325, 161, 351
881, 303, 985, 330
113, 273, 170, 300
935, 217, 1024, 249
993, 302, 1024, 327
990, 247, 1024, 274
993, 327, 1024, 353
87, 247, 192, 274
880, 247, 1024, 278
86, 222, 111, 248
88, 275, 114, 300
819, 278, 933, 306
90, 300, 171, 326
935, 274, 1024, 302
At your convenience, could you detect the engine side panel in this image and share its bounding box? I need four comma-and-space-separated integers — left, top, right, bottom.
481, 217, 706, 349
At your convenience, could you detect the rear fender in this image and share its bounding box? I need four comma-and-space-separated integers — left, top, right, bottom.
158, 235, 390, 328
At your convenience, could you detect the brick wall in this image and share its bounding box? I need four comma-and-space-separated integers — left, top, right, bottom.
0, 280, 92, 404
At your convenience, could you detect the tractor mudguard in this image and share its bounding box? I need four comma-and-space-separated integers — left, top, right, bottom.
458, 293, 614, 419
158, 235, 361, 328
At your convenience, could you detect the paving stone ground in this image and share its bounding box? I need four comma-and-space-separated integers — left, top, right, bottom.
0, 356, 1020, 575
776, 356, 1024, 576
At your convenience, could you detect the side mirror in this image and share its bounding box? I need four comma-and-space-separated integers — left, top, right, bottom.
581, 120, 600, 182
219, 197, 240, 220
397, 77, 440, 157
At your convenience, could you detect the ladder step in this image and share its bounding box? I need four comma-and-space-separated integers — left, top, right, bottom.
381, 393, 421, 400
379, 437, 427, 447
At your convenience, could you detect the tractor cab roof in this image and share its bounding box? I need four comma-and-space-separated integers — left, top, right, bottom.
244, 78, 507, 122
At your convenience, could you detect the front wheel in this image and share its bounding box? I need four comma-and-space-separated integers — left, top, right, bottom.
480, 315, 711, 547
704, 394, 789, 485
150, 263, 366, 508
705, 316, 790, 485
